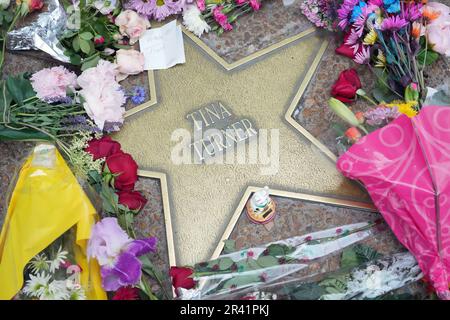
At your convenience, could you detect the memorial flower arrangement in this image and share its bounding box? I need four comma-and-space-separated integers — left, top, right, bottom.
182, 0, 264, 36
170, 222, 379, 298
0, 61, 167, 299
60, 1, 149, 71
298, 0, 450, 299
170, 221, 426, 300
333, 0, 448, 106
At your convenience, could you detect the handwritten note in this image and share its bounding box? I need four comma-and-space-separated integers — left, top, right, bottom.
139, 20, 186, 70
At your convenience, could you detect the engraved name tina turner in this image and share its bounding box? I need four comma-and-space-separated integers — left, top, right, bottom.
171, 101, 280, 175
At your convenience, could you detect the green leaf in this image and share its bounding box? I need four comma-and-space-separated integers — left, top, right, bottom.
222, 274, 261, 289
5, 74, 35, 105
265, 243, 295, 256
81, 54, 101, 71
79, 38, 92, 55
290, 283, 327, 300
218, 257, 234, 270
341, 247, 359, 269
256, 255, 278, 268
70, 54, 82, 65
79, 31, 94, 40
223, 239, 236, 254
417, 49, 439, 66
354, 244, 381, 263
100, 184, 119, 214
372, 86, 396, 104
319, 276, 348, 294
72, 36, 80, 52
0, 125, 51, 141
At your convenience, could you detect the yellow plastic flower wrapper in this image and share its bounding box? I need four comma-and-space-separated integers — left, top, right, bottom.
0, 144, 106, 300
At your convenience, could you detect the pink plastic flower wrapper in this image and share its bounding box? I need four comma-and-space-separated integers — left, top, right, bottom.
337, 105, 450, 299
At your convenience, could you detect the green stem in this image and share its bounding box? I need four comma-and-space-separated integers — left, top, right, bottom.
0, 9, 22, 73
139, 278, 158, 300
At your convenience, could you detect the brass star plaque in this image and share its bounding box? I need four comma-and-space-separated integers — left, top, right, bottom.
114, 30, 367, 265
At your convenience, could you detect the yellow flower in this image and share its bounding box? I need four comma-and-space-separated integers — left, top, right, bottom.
386, 101, 418, 118
363, 29, 377, 46
375, 50, 386, 68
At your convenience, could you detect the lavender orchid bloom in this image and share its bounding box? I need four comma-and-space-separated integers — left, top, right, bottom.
87, 218, 158, 291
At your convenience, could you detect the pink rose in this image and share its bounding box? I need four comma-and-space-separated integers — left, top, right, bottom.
426, 2, 450, 57
115, 49, 145, 81
77, 60, 126, 130
115, 10, 150, 45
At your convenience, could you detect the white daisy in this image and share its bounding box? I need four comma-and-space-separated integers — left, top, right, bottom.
49, 246, 68, 273
22, 272, 52, 298
40, 280, 70, 300
28, 253, 51, 274
182, 5, 211, 37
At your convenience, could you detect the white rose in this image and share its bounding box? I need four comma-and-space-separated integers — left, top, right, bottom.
115, 49, 145, 81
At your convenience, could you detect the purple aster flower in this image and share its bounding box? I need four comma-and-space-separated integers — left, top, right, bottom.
126, 0, 155, 16
381, 16, 408, 31
127, 0, 182, 20
353, 45, 371, 64
87, 217, 158, 291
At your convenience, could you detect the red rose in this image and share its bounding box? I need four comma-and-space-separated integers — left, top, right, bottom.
335, 31, 361, 59
112, 287, 139, 300
94, 35, 105, 45
18, 0, 44, 12
86, 136, 122, 160
105, 151, 138, 191
331, 68, 362, 103
118, 190, 147, 211
169, 267, 195, 295
29, 0, 43, 11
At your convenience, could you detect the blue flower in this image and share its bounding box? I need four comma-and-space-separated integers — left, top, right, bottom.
383, 0, 400, 13
130, 86, 146, 105
350, 1, 367, 23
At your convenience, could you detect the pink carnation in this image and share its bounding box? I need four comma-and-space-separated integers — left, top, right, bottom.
196, 0, 205, 11
213, 6, 233, 31
77, 60, 126, 131
30, 66, 77, 102
249, 0, 260, 10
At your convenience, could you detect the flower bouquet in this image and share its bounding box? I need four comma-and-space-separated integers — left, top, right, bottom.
205, 248, 425, 300
298, 0, 450, 299
182, 0, 263, 37
169, 221, 386, 299
0, 62, 167, 300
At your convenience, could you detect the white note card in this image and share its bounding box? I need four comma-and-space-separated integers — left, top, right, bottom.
139, 20, 186, 70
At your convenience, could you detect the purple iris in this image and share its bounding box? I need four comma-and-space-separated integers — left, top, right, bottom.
100, 238, 158, 291
87, 218, 158, 292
